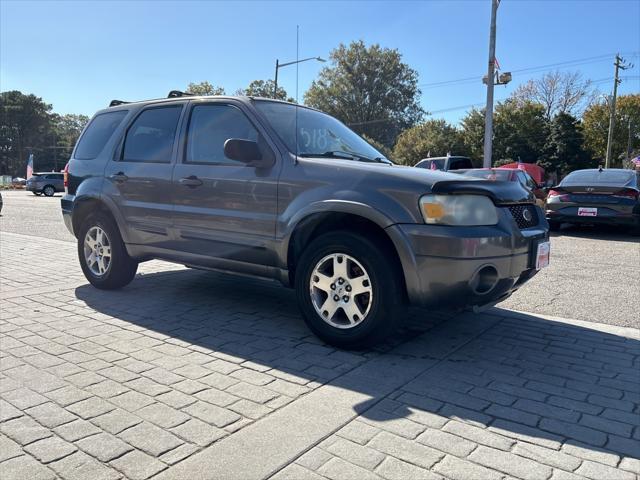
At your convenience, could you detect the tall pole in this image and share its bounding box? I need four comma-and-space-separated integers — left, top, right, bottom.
274, 59, 279, 99
605, 54, 622, 168
483, 0, 499, 168
626, 118, 632, 163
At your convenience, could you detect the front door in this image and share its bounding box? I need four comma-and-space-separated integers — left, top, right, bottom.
171, 101, 280, 270
103, 103, 184, 248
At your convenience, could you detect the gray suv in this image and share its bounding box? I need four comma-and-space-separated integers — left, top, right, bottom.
27, 172, 65, 196
62, 92, 549, 348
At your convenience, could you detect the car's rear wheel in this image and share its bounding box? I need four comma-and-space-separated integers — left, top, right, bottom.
77, 213, 138, 290
295, 231, 404, 349
32, 191, 41, 196
43, 185, 55, 197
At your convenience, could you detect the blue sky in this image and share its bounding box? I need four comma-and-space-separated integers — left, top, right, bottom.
1, 0, 639, 124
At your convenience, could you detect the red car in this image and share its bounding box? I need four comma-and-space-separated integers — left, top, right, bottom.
454, 168, 547, 207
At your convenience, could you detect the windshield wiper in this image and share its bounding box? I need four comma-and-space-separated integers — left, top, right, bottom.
299, 150, 390, 164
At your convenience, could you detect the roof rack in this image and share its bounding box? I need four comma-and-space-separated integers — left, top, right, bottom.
109, 99, 129, 107
167, 90, 194, 98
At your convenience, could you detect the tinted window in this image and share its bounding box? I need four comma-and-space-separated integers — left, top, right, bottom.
562, 169, 636, 187
75, 110, 128, 160
186, 104, 258, 165
449, 158, 472, 170
123, 106, 182, 163
463, 170, 512, 181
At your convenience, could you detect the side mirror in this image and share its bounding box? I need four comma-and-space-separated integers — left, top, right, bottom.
224, 138, 274, 168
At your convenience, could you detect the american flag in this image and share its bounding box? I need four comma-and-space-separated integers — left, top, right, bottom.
26, 153, 34, 179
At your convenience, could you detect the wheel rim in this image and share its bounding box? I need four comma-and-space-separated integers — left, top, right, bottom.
83, 226, 112, 277
309, 253, 373, 329
44, 187, 54, 196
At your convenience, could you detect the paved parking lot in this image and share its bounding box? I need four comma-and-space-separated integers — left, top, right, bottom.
1, 191, 639, 480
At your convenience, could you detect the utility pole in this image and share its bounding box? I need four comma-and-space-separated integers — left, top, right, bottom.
483, 0, 500, 168
605, 54, 632, 168
274, 59, 279, 98
626, 118, 632, 163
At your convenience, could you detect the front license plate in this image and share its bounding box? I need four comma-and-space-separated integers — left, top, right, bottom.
578, 207, 598, 217
536, 241, 550, 270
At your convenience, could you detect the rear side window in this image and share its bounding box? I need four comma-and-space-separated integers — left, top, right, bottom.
185, 104, 258, 165
75, 110, 128, 160
123, 105, 183, 163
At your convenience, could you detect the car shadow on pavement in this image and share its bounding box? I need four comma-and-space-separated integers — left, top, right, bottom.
75, 268, 639, 462
552, 224, 640, 243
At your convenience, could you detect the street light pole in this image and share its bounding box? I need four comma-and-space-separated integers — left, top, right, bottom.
483, 0, 499, 168
273, 56, 326, 99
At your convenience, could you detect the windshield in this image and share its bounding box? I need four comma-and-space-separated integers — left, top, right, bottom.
254, 101, 385, 160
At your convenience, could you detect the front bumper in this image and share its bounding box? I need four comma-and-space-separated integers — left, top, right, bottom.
386, 207, 548, 308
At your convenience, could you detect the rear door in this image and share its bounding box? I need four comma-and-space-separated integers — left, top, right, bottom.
170, 100, 280, 269
103, 103, 185, 248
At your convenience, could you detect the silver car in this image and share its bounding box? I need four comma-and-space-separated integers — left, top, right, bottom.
26, 172, 65, 196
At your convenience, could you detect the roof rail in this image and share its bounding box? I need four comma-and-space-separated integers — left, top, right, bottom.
167, 90, 194, 98
109, 99, 129, 107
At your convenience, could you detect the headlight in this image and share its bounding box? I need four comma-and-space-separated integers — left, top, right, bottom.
419, 194, 499, 226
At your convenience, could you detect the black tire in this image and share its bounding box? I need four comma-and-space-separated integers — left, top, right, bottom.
33, 191, 41, 196
294, 231, 404, 349
43, 185, 55, 197
77, 213, 138, 290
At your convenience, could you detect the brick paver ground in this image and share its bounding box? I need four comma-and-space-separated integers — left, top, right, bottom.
1, 231, 638, 480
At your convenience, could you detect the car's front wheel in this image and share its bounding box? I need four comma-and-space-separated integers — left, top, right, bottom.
77, 213, 138, 290
295, 231, 404, 349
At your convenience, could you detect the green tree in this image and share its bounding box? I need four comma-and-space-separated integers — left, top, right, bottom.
186, 81, 225, 96
235, 79, 293, 102
392, 119, 465, 166
542, 112, 592, 175
0, 91, 54, 176
52, 113, 90, 169
582, 94, 640, 166
459, 108, 485, 164
304, 40, 424, 147
493, 100, 549, 164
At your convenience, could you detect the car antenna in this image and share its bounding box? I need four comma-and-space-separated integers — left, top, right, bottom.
294, 25, 300, 166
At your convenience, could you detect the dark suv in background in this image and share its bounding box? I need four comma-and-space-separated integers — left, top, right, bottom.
26, 172, 65, 196
62, 92, 549, 347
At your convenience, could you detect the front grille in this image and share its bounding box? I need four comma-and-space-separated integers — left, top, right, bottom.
508, 204, 538, 229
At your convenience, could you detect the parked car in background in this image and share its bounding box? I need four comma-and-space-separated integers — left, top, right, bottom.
62, 93, 548, 348
0, 192, 3, 213
414, 156, 473, 172
26, 172, 65, 196
12, 177, 26, 186
453, 168, 547, 208
545, 168, 640, 232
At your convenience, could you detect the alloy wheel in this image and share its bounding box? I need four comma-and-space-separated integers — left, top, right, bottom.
83, 226, 112, 276
309, 253, 373, 329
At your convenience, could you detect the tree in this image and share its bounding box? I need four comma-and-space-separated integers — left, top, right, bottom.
582, 94, 640, 166
52, 113, 90, 169
459, 108, 485, 164
361, 134, 394, 161
392, 119, 465, 166
492, 100, 549, 164
235, 79, 293, 102
186, 81, 225, 96
304, 40, 424, 147
0, 91, 54, 176
511, 71, 596, 120
542, 112, 592, 175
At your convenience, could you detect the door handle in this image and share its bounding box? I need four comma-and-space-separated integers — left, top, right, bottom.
179, 175, 203, 188
109, 172, 128, 183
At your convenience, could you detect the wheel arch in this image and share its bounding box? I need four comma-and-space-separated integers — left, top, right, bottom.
72, 195, 130, 244
286, 211, 407, 301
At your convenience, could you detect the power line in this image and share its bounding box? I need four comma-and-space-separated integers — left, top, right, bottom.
419, 51, 639, 89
